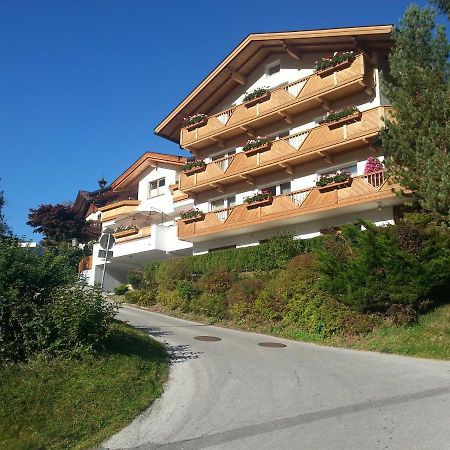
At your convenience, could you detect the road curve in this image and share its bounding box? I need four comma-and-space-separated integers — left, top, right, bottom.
102, 304, 450, 450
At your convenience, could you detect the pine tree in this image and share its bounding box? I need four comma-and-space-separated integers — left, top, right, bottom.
0, 183, 11, 237
431, 0, 450, 18
380, 5, 450, 223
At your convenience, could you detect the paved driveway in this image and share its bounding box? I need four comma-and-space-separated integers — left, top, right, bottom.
103, 305, 450, 450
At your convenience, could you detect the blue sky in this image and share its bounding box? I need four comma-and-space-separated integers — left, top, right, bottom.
0, 0, 435, 239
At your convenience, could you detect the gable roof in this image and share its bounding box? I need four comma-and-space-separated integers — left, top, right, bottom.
154, 25, 393, 143
111, 152, 187, 191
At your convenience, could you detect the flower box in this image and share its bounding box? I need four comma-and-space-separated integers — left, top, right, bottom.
326, 111, 362, 130
317, 178, 353, 192
316, 59, 353, 77
183, 164, 207, 176
244, 91, 271, 108
244, 141, 272, 156
245, 197, 273, 209
181, 213, 205, 224
113, 228, 139, 239
185, 117, 208, 131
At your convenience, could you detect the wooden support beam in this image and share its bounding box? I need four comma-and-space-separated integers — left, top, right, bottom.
318, 151, 333, 164
316, 96, 332, 112
212, 137, 225, 148
241, 125, 256, 138
277, 111, 293, 124
225, 68, 246, 85
239, 174, 255, 185
210, 183, 225, 193
279, 162, 294, 174
281, 40, 302, 60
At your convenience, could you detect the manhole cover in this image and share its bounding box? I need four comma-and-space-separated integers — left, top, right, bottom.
194, 335, 222, 342
258, 342, 287, 348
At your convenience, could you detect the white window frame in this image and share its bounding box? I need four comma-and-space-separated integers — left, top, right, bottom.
209, 195, 236, 212
148, 177, 166, 199
258, 180, 292, 197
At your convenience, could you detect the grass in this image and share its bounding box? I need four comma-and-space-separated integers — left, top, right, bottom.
0, 321, 169, 450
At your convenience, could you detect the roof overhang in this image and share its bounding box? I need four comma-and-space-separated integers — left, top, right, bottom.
111, 152, 188, 192
154, 25, 393, 143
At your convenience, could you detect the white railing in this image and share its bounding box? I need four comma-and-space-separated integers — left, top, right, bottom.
284, 130, 309, 150
213, 206, 235, 222
284, 77, 308, 97
363, 170, 384, 189
212, 154, 236, 173
286, 188, 312, 207
215, 107, 235, 125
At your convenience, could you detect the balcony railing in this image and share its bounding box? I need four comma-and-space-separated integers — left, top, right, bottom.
180, 53, 374, 150
178, 171, 399, 242
113, 225, 152, 243
180, 106, 390, 193
98, 199, 140, 222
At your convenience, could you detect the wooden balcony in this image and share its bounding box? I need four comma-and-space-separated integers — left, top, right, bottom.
78, 255, 92, 273
178, 171, 399, 242
98, 200, 140, 222
180, 106, 389, 193
180, 53, 374, 150
114, 225, 152, 243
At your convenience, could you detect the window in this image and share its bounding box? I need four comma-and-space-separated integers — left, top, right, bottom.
261, 181, 291, 196
318, 163, 357, 177
148, 177, 165, 198
280, 181, 291, 194
266, 61, 281, 77
210, 195, 236, 211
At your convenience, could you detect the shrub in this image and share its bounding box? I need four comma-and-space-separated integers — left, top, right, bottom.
114, 284, 129, 296
154, 258, 193, 290
317, 221, 450, 313
227, 275, 265, 305
127, 269, 144, 289
197, 269, 235, 293
191, 292, 227, 320
228, 301, 255, 324
45, 285, 117, 356
124, 289, 157, 307
176, 280, 200, 301
156, 290, 188, 312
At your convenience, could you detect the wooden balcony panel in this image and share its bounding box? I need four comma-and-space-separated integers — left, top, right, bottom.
179, 106, 388, 193
177, 172, 398, 241
99, 200, 140, 222
180, 54, 373, 149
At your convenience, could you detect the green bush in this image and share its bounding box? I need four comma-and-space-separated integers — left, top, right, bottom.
46, 285, 117, 356
176, 280, 200, 301
191, 292, 227, 320
227, 275, 265, 305
197, 269, 235, 293
114, 284, 129, 296
124, 289, 157, 307
154, 258, 193, 290
156, 290, 188, 312
317, 221, 450, 313
127, 269, 144, 289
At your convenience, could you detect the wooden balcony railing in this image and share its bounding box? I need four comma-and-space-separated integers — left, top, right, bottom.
180, 53, 374, 150
98, 199, 140, 222
78, 255, 93, 273
180, 106, 390, 193
178, 171, 398, 242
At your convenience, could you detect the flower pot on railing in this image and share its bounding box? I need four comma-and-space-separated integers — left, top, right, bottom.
245, 197, 273, 209
316, 59, 353, 77
183, 164, 206, 176
181, 213, 205, 224
326, 111, 362, 130
243, 91, 271, 108
185, 117, 208, 131
317, 178, 353, 192
243, 141, 272, 156
113, 228, 139, 239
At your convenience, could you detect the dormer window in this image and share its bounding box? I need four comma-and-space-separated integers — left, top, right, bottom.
148, 177, 165, 198
266, 61, 281, 77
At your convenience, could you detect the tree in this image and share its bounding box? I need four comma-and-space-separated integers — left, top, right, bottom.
431, 0, 450, 18
380, 5, 450, 223
0, 183, 11, 237
27, 203, 91, 244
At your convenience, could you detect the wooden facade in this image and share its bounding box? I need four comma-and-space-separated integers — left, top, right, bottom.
98, 199, 140, 222
178, 171, 398, 241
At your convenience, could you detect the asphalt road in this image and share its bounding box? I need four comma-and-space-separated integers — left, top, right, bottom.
102, 304, 450, 450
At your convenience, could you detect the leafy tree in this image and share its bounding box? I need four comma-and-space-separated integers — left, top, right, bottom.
380, 5, 450, 223
431, 0, 450, 18
27, 203, 92, 244
0, 183, 11, 237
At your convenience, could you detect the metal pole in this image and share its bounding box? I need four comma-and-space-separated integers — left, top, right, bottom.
100, 233, 111, 290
